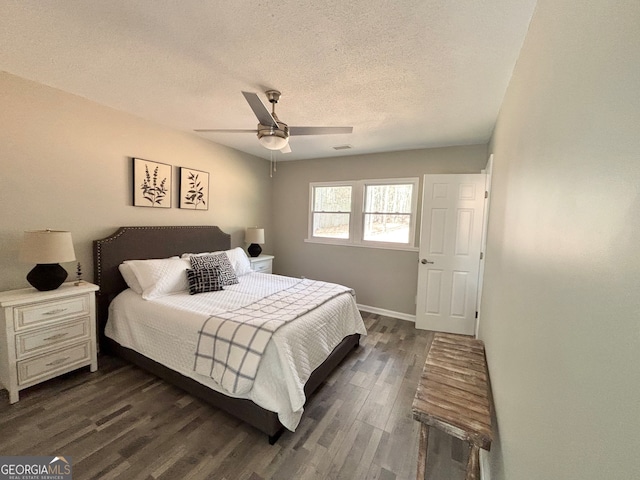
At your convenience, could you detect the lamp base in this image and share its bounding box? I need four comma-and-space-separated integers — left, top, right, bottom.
247, 243, 262, 257
27, 263, 68, 291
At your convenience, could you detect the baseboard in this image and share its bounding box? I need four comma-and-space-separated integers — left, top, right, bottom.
357, 304, 416, 323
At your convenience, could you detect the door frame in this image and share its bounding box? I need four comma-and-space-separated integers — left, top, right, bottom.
475, 155, 493, 337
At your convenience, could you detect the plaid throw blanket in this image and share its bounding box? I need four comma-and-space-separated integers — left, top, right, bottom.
194, 279, 353, 394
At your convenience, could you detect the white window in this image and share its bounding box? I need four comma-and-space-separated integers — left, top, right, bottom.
308, 178, 419, 249
310, 183, 352, 240
363, 182, 415, 244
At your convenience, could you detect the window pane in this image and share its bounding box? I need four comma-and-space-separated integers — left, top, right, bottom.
314, 186, 352, 212
365, 184, 413, 213
313, 213, 350, 239
363, 214, 411, 243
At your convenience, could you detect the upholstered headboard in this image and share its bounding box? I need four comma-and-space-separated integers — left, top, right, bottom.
93, 226, 231, 346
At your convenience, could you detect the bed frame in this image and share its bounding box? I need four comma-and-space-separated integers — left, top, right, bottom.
93, 226, 360, 443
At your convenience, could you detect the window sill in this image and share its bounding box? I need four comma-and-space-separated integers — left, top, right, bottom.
304, 238, 419, 252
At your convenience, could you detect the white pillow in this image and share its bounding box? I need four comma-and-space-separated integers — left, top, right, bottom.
118, 263, 143, 295
226, 247, 253, 276
182, 247, 253, 276
124, 257, 191, 300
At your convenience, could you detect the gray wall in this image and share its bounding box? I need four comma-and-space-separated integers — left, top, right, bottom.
0, 72, 272, 292
480, 1, 640, 479
272, 146, 488, 315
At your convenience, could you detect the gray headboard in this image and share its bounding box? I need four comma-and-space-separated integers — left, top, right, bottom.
93, 226, 231, 345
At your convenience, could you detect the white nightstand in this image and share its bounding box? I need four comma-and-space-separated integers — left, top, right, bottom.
249, 254, 274, 274
0, 281, 99, 404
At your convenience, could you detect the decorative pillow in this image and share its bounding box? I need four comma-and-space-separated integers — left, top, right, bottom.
124, 257, 191, 300
182, 247, 253, 277
189, 253, 239, 286
118, 263, 143, 295
186, 267, 224, 295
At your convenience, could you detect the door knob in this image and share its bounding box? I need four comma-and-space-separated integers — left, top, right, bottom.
421, 259, 434, 265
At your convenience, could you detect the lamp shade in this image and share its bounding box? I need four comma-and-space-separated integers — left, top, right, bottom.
20, 230, 76, 264
245, 227, 265, 245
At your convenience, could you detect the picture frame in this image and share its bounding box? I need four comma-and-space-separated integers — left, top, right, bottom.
179, 167, 209, 210
132, 158, 172, 208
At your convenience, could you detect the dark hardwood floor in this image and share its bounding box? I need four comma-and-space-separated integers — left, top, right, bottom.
0, 313, 468, 479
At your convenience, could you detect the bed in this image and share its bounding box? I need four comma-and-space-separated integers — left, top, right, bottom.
93, 225, 365, 443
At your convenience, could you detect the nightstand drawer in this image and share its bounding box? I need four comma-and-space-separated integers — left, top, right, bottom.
15, 318, 90, 359
249, 255, 274, 274
17, 341, 91, 385
14, 295, 89, 330
252, 262, 272, 273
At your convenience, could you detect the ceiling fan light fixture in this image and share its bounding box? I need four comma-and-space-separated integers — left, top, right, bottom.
257, 124, 289, 151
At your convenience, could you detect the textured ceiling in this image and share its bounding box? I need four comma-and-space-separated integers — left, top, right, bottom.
1, 0, 537, 161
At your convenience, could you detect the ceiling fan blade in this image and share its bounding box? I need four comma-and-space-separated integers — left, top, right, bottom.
280, 143, 292, 154
242, 91, 277, 127
289, 126, 353, 136
194, 129, 257, 133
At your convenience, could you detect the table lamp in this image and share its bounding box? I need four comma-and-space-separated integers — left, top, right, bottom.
245, 227, 265, 257
19, 230, 76, 291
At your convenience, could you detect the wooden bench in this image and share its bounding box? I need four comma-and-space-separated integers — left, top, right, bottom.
412, 333, 492, 480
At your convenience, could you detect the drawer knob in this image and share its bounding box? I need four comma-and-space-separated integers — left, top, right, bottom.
43, 308, 67, 316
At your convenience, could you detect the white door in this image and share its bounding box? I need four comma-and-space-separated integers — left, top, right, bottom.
416, 174, 486, 335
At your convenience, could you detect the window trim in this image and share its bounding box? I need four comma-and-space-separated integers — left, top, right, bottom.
307, 177, 419, 249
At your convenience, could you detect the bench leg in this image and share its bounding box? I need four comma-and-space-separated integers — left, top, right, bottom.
416, 423, 429, 480
465, 444, 480, 480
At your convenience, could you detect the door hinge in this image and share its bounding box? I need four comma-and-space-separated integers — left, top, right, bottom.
484, 190, 489, 199
480, 252, 484, 260
475, 311, 478, 319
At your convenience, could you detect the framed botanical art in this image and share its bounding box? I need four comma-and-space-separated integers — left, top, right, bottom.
133, 158, 172, 208
179, 167, 209, 210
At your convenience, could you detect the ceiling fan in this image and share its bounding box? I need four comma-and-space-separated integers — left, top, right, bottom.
195, 90, 353, 153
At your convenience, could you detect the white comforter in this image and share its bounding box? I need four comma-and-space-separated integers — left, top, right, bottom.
105, 272, 366, 431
